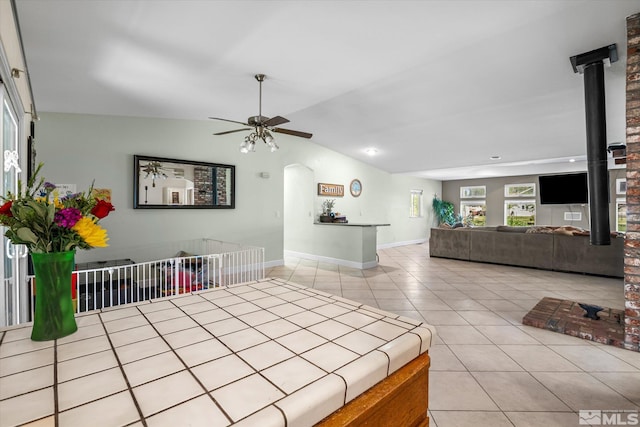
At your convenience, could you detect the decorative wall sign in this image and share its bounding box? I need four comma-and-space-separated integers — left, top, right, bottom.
92, 188, 112, 203
317, 183, 344, 197
47, 184, 76, 200
350, 179, 362, 197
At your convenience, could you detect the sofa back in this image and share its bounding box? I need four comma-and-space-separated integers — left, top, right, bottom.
469, 229, 554, 269
552, 233, 623, 277
429, 227, 623, 277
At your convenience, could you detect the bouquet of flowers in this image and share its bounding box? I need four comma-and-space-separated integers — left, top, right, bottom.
0, 163, 115, 253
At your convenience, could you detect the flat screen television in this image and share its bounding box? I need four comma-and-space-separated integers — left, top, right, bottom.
539, 172, 588, 205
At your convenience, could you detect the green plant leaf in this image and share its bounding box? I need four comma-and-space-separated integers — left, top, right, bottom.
16, 227, 38, 244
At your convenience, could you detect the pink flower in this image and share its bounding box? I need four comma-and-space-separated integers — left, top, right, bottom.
54, 207, 82, 228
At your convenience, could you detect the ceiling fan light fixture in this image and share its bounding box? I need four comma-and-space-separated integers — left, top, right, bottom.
263, 130, 274, 144
141, 161, 168, 187
240, 138, 251, 153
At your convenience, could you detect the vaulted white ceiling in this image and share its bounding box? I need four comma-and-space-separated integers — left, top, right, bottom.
14, 1, 638, 179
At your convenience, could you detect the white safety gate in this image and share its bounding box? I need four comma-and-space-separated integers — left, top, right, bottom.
19, 239, 264, 318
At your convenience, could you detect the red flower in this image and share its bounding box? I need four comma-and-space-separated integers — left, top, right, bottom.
0, 201, 13, 217
91, 200, 115, 219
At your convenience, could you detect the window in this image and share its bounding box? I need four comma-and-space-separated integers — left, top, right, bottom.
504, 183, 536, 226
460, 185, 486, 198
460, 200, 486, 226
504, 183, 535, 198
616, 179, 626, 195
504, 200, 536, 226
617, 198, 626, 233
410, 190, 423, 218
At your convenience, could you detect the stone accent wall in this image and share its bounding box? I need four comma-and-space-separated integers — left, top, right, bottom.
194, 166, 213, 205
216, 167, 228, 205
625, 12, 640, 352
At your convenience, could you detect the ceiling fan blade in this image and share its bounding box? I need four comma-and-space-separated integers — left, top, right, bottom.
213, 128, 252, 136
273, 127, 313, 139
263, 116, 290, 127
209, 117, 250, 127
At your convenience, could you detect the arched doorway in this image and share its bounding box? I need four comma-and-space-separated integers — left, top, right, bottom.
283, 164, 314, 255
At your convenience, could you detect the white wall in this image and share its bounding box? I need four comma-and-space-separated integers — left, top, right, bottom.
35, 112, 439, 264
280, 140, 440, 247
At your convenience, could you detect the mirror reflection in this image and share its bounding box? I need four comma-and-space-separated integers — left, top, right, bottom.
134, 155, 235, 209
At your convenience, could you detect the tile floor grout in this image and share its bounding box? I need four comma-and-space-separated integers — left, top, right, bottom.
267, 243, 640, 427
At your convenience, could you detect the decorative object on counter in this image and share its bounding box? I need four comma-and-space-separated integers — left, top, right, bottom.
0, 163, 115, 341
320, 199, 336, 222
350, 179, 362, 197
332, 215, 348, 223
317, 182, 344, 197
432, 194, 461, 227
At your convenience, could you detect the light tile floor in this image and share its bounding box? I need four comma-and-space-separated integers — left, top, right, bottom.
267, 244, 640, 427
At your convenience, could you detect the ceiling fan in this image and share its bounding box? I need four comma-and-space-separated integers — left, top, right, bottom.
140, 161, 168, 187
209, 74, 312, 153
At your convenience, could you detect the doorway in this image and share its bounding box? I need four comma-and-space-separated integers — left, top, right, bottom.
283, 164, 314, 255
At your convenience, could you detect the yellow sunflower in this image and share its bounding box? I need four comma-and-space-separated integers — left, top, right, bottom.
72, 217, 109, 247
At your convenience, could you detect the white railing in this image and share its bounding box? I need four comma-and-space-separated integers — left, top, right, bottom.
26, 239, 265, 315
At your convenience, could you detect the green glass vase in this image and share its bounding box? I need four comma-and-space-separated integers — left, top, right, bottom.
31, 250, 78, 341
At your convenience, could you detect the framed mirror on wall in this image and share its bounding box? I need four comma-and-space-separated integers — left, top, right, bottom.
133, 155, 235, 209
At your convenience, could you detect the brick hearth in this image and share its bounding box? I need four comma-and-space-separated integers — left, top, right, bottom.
523, 297, 625, 348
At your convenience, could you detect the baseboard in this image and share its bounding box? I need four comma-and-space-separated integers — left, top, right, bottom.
377, 238, 427, 250
283, 250, 378, 270
264, 259, 285, 268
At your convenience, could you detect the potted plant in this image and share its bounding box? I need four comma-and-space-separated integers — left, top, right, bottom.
320, 199, 336, 222
0, 163, 115, 340
432, 195, 461, 227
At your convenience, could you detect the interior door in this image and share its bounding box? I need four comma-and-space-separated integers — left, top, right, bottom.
0, 85, 24, 327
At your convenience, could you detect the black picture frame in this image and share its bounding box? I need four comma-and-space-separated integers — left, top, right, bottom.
133, 155, 235, 209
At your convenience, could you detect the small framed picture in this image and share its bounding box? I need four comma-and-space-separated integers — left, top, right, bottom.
350, 179, 362, 197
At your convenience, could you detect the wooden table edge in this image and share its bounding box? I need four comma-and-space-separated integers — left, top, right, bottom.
317, 351, 431, 427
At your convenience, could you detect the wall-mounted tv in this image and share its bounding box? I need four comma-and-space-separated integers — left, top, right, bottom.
539, 172, 588, 205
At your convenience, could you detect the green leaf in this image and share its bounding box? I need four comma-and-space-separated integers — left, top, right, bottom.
16, 227, 38, 244
46, 202, 55, 224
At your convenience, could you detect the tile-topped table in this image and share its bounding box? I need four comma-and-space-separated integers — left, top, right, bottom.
0, 278, 435, 427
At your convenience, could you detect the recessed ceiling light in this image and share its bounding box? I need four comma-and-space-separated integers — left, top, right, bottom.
365, 148, 378, 156
489, 155, 501, 160
569, 158, 576, 163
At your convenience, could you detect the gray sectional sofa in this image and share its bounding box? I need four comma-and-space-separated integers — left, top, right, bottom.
429, 226, 624, 277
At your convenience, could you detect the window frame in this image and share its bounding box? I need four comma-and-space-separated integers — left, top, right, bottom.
460, 185, 486, 199
409, 189, 423, 218
504, 199, 536, 226
504, 183, 536, 198
616, 197, 626, 233
460, 200, 486, 226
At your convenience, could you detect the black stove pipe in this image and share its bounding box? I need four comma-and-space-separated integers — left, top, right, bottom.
570, 45, 617, 246
583, 61, 610, 245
